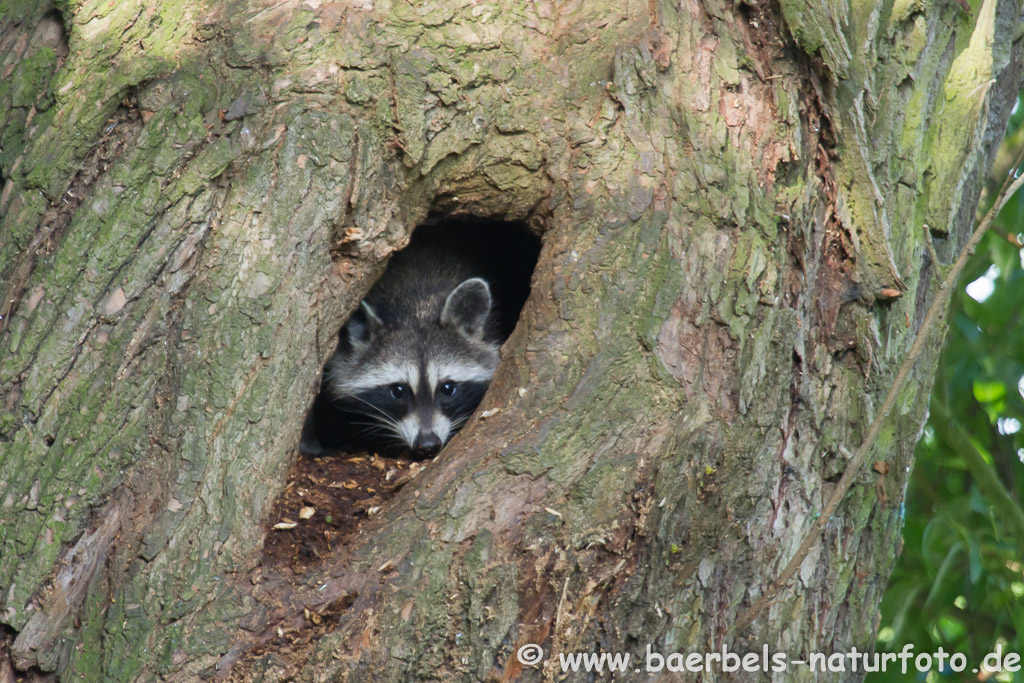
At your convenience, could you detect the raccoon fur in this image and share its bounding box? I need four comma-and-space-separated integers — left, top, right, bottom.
301, 229, 510, 457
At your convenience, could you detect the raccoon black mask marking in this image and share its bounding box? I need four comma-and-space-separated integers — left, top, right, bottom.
305, 241, 502, 457
327, 280, 497, 455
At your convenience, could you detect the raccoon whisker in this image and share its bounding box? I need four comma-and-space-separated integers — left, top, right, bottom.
344, 418, 401, 434
347, 425, 391, 435
342, 410, 398, 427
346, 396, 401, 423
343, 396, 404, 429
346, 416, 406, 441
343, 407, 399, 427
347, 424, 399, 440
356, 428, 407, 449
344, 425, 386, 437
345, 418, 393, 429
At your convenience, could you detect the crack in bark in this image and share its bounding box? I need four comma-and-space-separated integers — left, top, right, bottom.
11, 495, 129, 670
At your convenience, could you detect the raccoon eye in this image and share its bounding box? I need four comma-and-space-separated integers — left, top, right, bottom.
439, 381, 457, 397
389, 383, 410, 399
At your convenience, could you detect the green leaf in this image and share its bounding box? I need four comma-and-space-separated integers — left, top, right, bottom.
973, 380, 1007, 404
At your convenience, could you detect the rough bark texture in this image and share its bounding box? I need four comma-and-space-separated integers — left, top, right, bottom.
1, 0, 1022, 679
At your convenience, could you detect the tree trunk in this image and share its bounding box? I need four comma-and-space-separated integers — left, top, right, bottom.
1, 0, 1021, 679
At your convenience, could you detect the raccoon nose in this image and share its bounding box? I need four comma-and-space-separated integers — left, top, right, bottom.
414, 432, 442, 456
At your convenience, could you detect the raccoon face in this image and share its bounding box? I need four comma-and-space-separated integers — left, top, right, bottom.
326, 278, 498, 456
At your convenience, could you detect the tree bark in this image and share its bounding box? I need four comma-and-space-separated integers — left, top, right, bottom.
1, 0, 1021, 680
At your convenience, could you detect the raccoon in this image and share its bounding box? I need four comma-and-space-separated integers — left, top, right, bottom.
301, 232, 504, 457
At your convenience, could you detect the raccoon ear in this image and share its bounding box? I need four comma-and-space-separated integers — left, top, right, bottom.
343, 301, 383, 349
442, 278, 492, 339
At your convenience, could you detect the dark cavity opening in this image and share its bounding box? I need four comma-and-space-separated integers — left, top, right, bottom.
301, 219, 541, 460
263, 219, 538, 572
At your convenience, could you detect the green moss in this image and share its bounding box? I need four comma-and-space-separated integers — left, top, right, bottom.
777, 0, 827, 54
176, 137, 236, 198
0, 0, 42, 22
0, 106, 27, 172
922, 0, 997, 231
344, 72, 387, 106
10, 47, 57, 108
